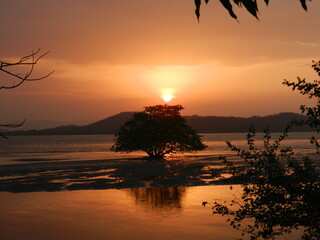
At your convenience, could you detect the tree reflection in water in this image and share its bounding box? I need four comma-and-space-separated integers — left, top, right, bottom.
128, 187, 187, 212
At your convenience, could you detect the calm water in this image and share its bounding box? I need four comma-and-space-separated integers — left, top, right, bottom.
0, 132, 318, 165
0, 185, 303, 240
0, 132, 316, 240
0, 185, 244, 240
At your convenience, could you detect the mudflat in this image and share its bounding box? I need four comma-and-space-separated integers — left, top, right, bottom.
0, 155, 241, 192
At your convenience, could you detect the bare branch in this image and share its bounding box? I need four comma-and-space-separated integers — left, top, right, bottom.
0, 119, 25, 128
0, 120, 25, 139
0, 133, 8, 140
0, 49, 53, 139
0, 49, 54, 90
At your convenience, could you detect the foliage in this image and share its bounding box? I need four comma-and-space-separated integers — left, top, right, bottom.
215, 129, 320, 239
194, 0, 312, 21
111, 104, 207, 158
283, 60, 320, 131
207, 61, 320, 239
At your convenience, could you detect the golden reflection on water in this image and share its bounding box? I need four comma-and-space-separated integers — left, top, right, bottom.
0, 186, 242, 240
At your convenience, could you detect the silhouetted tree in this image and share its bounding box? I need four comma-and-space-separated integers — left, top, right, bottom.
194, 0, 312, 21
0, 49, 53, 138
204, 61, 320, 240
111, 104, 207, 158
210, 128, 320, 239
284, 60, 320, 131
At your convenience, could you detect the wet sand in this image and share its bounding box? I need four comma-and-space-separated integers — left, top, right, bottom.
0, 155, 241, 192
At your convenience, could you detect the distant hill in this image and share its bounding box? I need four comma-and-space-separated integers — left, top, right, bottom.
6, 112, 134, 136
2, 120, 66, 131
185, 112, 309, 133
6, 112, 312, 136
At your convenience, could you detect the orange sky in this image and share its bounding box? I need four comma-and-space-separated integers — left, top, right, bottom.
1, 0, 320, 124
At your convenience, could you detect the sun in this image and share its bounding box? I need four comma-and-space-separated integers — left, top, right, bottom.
161, 88, 175, 103
162, 94, 172, 102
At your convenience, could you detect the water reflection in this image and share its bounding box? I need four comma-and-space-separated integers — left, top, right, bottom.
0, 186, 241, 240
128, 187, 187, 212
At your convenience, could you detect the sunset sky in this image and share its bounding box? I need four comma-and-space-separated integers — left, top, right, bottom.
1, 0, 320, 125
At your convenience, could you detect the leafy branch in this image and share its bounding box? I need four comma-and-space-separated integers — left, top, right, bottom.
194, 0, 311, 21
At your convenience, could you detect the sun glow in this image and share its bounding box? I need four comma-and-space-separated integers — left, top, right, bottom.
163, 94, 172, 102
162, 89, 174, 103
142, 66, 199, 103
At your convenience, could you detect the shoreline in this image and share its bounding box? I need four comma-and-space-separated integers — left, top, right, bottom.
0, 155, 241, 193
1, 150, 318, 193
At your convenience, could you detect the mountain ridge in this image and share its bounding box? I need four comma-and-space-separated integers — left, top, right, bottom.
5, 112, 312, 136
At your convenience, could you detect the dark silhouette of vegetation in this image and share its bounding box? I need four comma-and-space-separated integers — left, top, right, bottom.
111, 104, 207, 158
0, 49, 53, 138
204, 61, 320, 240
194, 0, 312, 21
284, 60, 320, 134
0, 49, 52, 90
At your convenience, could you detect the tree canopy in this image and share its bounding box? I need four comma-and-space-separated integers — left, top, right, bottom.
111, 104, 207, 158
194, 0, 312, 21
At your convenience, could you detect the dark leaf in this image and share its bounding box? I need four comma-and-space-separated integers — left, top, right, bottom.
233, 0, 241, 6
195, 0, 201, 21
202, 201, 208, 206
300, 0, 307, 11
220, 0, 238, 20
198, 0, 310, 21
239, 0, 259, 19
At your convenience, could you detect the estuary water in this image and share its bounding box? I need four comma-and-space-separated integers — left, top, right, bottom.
0, 185, 245, 240
0, 132, 318, 165
0, 132, 317, 240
